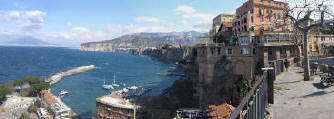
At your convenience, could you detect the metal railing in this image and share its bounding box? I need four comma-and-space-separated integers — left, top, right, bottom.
228, 68, 273, 119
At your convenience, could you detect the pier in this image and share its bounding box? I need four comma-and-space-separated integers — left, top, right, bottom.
43, 65, 96, 118
44, 65, 96, 85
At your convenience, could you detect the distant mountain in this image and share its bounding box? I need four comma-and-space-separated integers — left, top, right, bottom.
0, 36, 51, 46
80, 31, 208, 51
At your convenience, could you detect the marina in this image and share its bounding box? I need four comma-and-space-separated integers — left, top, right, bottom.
0, 47, 180, 118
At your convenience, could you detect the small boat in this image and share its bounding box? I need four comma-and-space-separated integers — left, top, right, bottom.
103, 85, 114, 89
59, 90, 69, 95
129, 86, 138, 90
102, 77, 114, 90
122, 88, 129, 93
112, 73, 120, 87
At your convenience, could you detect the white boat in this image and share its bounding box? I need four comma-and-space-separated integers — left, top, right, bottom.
102, 77, 114, 90
122, 88, 129, 93
129, 86, 138, 90
59, 90, 69, 95
103, 85, 114, 89
112, 73, 120, 87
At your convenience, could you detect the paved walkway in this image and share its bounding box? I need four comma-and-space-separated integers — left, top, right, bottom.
273, 66, 334, 119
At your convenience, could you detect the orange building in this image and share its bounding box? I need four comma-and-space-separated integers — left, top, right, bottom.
232, 0, 291, 45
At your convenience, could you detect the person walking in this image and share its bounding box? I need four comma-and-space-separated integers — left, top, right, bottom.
284, 59, 289, 72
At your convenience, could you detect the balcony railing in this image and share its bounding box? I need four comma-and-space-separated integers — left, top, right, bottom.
228, 68, 273, 119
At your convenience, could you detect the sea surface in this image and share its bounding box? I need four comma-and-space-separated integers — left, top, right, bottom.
0, 46, 180, 118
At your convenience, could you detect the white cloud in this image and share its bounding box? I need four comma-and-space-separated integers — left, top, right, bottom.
183, 13, 215, 24
58, 24, 171, 42
107, 24, 171, 35
174, 5, 196, 14
173, 5, 214, 32
181, 20, 188, 25
0, 10, 46, 31
135, 16, 159, 23
60, 26, 107, 41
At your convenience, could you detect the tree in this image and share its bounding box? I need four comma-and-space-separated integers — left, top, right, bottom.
282, 0, 334, 81
23, 76, 40, 85
213, 24, 233, 45
14, 79, 24, 86
0, 84, 9, 100
30, 81, 50, 96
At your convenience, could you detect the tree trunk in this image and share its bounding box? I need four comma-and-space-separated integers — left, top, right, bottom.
303, 32, 311, 81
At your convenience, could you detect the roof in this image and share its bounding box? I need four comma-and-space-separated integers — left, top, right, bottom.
96, 93, 139, 109
40, 90, 58, 105
206, 103, 235, 119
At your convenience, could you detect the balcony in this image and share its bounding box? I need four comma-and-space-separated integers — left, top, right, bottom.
258, 32, 298, 46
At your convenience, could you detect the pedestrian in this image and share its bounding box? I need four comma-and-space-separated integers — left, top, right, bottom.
284, 59, 289, 72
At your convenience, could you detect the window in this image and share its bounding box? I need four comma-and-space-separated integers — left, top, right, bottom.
275, 2, 279, 7
268, 16, 271, 22
241, 48, 249, 54
241, 36, 249, 45
251, 16, 254, 23
274, 13, 277, 19
260, 0, 264, 4
261, 16, 264, 22
227, 48, 233, 54
211, 48, 214, 55
260, 27, 264, 31
218, 48, 221, 55
278, 13, 281, 19
252, 36, 255, 43
250, 9, 254, 14
267, 9, 272, 15
253, 48, 257, 54
250, 26, 255, 31
259, 8, 264, 15
268, 1, 271, 6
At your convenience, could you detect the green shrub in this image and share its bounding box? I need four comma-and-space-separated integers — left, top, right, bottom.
0, 84, 9, 100
19, 112, 31, 119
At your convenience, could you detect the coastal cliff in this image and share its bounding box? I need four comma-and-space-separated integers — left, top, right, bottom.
140, 46, 194, 64
80, 31, 207, 52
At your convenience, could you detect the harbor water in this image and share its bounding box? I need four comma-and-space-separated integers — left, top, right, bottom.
0, 46, 181, 118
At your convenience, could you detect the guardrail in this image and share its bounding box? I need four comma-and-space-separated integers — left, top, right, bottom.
228, 68, 274, 119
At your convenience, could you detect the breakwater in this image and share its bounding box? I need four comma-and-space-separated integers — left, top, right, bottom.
44, 65, 97, 85
43, 65, 96, 118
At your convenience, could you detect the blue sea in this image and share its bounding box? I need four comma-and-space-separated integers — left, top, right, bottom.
0, 46, 180, 118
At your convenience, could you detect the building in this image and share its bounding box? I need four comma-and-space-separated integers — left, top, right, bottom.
206, 103, 235, 119
310, 34, 334, 54
37, 108, 53, 119
96, 93, 140, 119
210, 13, 235, 37
40, 90, 72, 119
175, 108, 206, 119
194, 0, 299, 107
232, 0, 291, 45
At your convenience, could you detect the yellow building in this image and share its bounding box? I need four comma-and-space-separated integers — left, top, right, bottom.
210, 13, 235, 36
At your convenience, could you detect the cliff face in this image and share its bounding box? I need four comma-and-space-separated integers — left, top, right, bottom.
80, 31, 208, 51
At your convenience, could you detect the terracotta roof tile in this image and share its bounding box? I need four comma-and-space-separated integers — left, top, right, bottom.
206, 102, 235, 119
40, 90, 58, 105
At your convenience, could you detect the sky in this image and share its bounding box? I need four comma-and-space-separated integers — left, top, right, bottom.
0, 0, 248, 46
